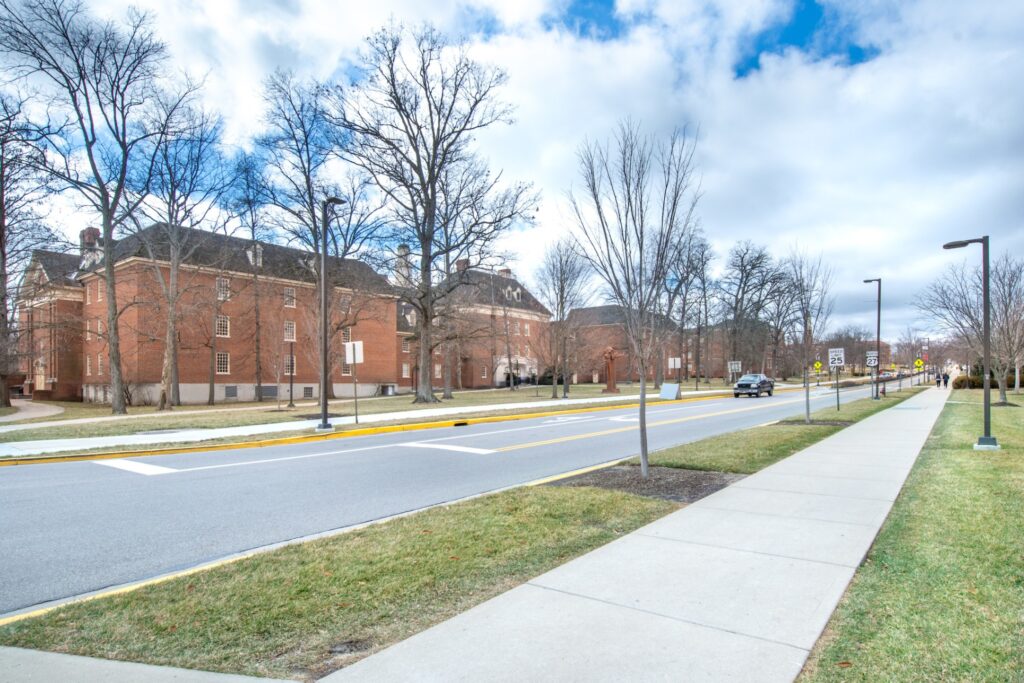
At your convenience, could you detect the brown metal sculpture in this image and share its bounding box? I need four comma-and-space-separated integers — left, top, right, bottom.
601, 346, 623, 394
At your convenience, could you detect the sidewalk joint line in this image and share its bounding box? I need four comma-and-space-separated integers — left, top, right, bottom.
690, 504, 878, 528
731, 483, 897, 503
631, 532, 861, 569
525, 582, 810, 653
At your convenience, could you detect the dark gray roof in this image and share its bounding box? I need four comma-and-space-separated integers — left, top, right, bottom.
30, 250, 81, 288
442, 268, 551, 317
568, 304, 677, 329
83, 224, 393, 294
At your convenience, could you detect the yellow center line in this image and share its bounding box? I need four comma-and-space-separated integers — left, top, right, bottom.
496, 396, 805, 452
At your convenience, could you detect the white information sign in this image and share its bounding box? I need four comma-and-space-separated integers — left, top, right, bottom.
727, 360, 742, 373
659, 382, 681, 400
828, 347, 845, 368
668, 357, 681, 370
344, 340, 364, 365
866, 350, 879, 367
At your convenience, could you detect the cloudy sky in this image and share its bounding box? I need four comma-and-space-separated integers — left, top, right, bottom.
80, 0, 1023, 341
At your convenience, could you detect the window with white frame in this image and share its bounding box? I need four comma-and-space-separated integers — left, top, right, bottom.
284, 320, 296, 342
285, 354, 296, 376
97, 353, 103, 375
97, 320, 103, 337
524, 323, 530, 336
402, 362, 410, 378
247, 245, 263, 268
401, 338, 410, 353
283, 287, 296, 307
216, 314, 230, 338
85, 320, 91, 341
434, 363, 442, 379
216, 352, 230, 374
86, 284, 91, 304
97, 281, 103, 302
216, 277, 231, 301
481, 365, 488, 379
513, 321, 520, 335
341, 326, 353, 375
86, 355, 92, 376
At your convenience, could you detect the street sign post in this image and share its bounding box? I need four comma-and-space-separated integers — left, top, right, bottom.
813, 360, 822, 387
727, 360, 741, 383
345, 340, 364, 423
866, 350, 879, 399
828, 348, 845, 410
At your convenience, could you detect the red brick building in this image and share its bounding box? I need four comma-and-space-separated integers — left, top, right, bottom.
433, 263, 551, 389
16, 251, 83, 400
20, 225, 410, 405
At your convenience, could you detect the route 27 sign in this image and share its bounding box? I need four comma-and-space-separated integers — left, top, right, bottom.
866, 350, 879, 367
828, 348, 845, 368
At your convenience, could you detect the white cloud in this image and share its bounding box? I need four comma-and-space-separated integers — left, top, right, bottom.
48, 0, 1024, 342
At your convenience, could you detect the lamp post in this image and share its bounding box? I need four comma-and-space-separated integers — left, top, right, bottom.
943, 236, 999, 450
317, 197, 347, 432
864, 278, 881, 399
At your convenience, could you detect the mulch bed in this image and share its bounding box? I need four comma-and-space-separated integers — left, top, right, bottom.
548, 465, 745, 503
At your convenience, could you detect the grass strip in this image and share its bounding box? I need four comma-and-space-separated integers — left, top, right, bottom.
801, 389, 1023, 681
644, 387, 926, 473
0, 486, 675, 680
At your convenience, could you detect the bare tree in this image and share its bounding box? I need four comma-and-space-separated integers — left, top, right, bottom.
919, 254, 1024, 402
0, 0, 189, 413
259, 69, 386, 399
0, 91, 58, 408
131, 103, 231, 410
570, 119, 700, 477
331, 24, 531, 403
537, 238, 590, 399
787, 250, 834, 423
717, 241, 786, 374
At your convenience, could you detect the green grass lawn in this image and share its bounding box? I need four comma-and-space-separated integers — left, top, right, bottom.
0, 406, 16, 418
801, 389, 1023, 681
0, 487, 675, 680
643, 388, 926, 474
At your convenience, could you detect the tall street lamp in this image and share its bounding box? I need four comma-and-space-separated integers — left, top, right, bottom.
943, 236, 999, 450
317, 196, 347, 432
864, 278, 881, 400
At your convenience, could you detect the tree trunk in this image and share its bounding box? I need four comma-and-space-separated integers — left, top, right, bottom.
561, 333, 570, 398
1015, 363, 1020, 393
550, 326, 558, 399
442, 339, 454, 399
104, 212, 127, 414
997, 371, 1008, 404
157, 263, 179, 411
638, 359, 649, 478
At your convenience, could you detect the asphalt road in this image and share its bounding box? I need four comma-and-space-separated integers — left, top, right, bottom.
0, 384, 876, 615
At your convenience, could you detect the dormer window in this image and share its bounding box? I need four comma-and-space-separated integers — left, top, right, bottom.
246, 245, 264, 268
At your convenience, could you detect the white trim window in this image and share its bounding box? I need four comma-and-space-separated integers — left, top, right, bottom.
434, 363, 442, 379
85, 320, 91, 341
284, 320, 296, 342
97, 320, 104, 337
513, 321, 520, 335
86, 355, 92, 376
524, 323, 530, 337
341, 327, 352, 375
481, 365, 488, 379
86, 284, 92, 305
401, 338, 410, 353
402, 362, 410, 378
283, 287, 296, 308
216, 352, 230, 375
216, 277, 231, 301
97, 281, 103, 302
216, 314, 230, 338
97, 353, 103, 375
285, 354, 296, 376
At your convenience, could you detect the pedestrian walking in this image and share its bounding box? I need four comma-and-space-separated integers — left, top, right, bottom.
935, 374, 942, 389
942, 372, 949, 389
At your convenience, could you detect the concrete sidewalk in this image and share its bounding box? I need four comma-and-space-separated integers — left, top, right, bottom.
0, 399, 64, 423
0, 646, 294, 682
325, 387, 948, 682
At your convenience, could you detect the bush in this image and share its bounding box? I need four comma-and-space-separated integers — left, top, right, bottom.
952, 375, 1016, 389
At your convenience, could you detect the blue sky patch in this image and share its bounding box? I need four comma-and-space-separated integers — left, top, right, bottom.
735, 0, 878, 77
547, 0, 626, 40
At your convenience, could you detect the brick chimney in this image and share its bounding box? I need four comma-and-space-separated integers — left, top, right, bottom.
456, 259, 470, 273
79, 227, 100, 254
498, 267, 512, 278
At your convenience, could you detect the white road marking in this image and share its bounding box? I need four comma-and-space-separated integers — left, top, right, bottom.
400, 442, 495, 455
608, 415, 640, 422
94, 459, 177, 476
